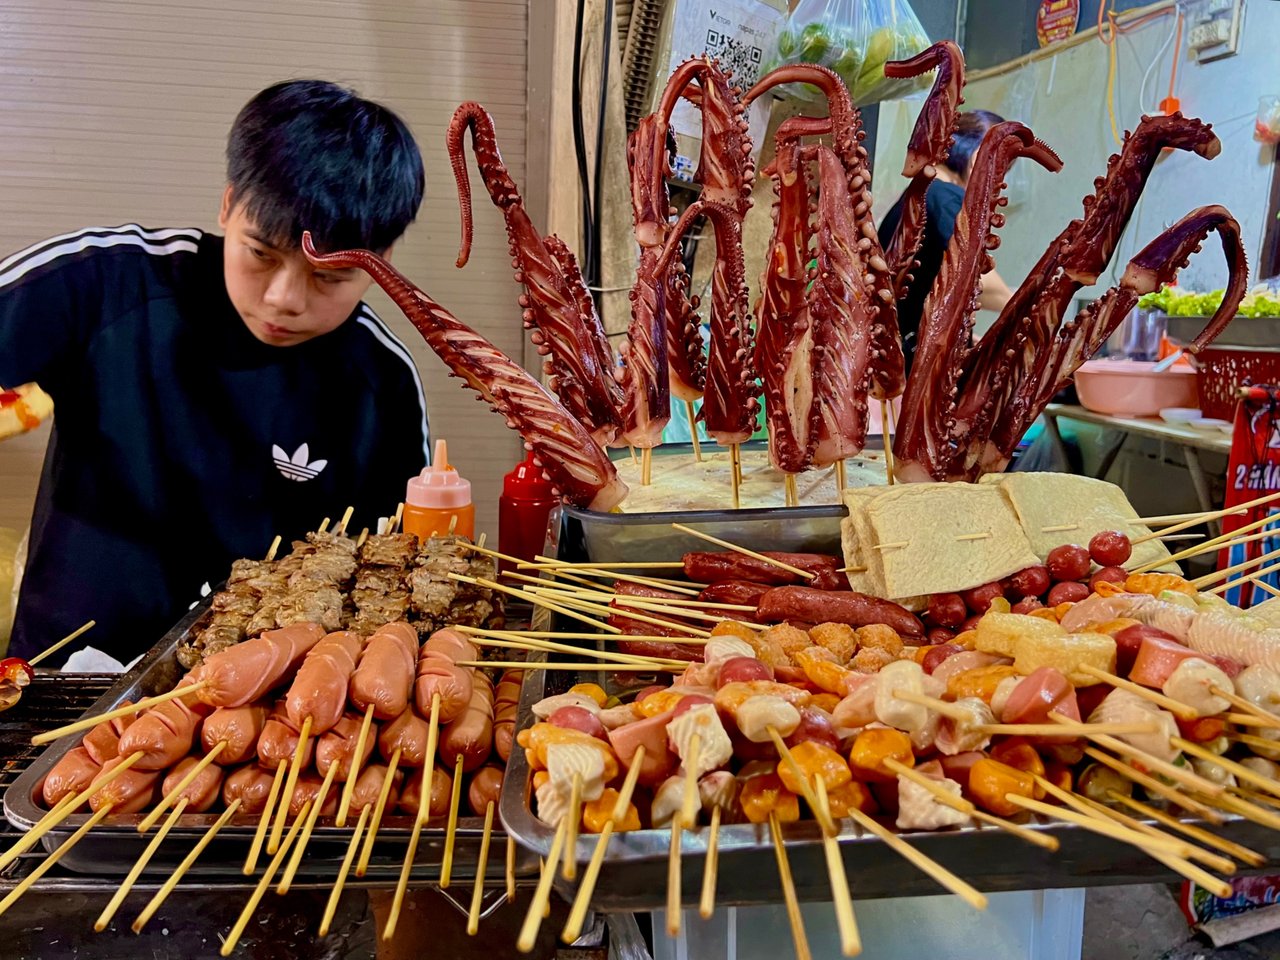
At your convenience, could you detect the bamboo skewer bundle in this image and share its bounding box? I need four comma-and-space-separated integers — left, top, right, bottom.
95, 797, 189, 931
137, 800, 242, 935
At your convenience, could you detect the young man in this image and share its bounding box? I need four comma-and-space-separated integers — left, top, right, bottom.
0, 80, 430, 664
877, 109, 1014, 373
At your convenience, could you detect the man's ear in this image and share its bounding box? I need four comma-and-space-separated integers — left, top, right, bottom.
217, 185, 235, 229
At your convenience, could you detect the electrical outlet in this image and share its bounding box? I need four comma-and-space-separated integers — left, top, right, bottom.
1183, 0, 1243, 62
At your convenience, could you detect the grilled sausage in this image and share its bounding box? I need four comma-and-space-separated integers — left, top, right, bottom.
421, 629, 479, 663
87, 755, 159, 814
349, 621, 418, 720
494, 670, 523, 763
756, 587, 924, 639
197, 623, 325, 708
116, 675, 210, 771
349, 763, 403, 813
397, 764, 451, 819
223, 766, 277, 814
288, 772, 339, 817
317, 711, 377, 781
258, 701, 315, 770
161, 755, 225, 812
286, 631, 364, 735
41, 746, 101, 807
697, 580, 771, 608
378, 707, 430, 767
414, 654, 473, 725
81, 703, 137, 766
440, 673, 494, 774
467, 765, 504, 817
682, 551, 841, 586
201, 704, 269, 765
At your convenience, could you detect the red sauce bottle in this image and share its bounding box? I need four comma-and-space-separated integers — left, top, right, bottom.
498, 453, 560, 575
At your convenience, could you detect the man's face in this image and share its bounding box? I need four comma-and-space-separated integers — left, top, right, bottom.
218, 186, 376, 347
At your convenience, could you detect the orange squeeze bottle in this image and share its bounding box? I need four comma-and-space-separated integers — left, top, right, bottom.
402, 439, 476, 540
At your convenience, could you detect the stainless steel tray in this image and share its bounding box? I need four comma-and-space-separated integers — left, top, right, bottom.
4, 598, 540, 883
497, 512, 1280, 911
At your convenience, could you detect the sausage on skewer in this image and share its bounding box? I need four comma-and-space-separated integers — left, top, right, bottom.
286, 631, 364, 735
161, 756, 226, 813
350, 622, 418, 721
318, 711, 378, 781
116, 675, 210, 771
441, 673, 495, 774
223, 766, 278, 814
41, 746, 101, 807
196, 623, 325, 709
201, 704, 269, 765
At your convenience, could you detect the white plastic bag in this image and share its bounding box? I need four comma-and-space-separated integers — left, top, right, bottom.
768, 0, 930, 105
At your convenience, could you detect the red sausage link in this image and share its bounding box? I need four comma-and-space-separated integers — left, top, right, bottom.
494, 670, 523, 763
201, 704, 269, 765
697, 580, 771, 607
378, 708, 430, 767
223, 766, 277, 814
414, 654, 473, 725
756, 586, 923, 638
81, 703, 136, 766
440, 674, 494, 774
286, 631, 364, 734
161, 755, 225, 812
289, 772, 339, 817
196, 623, 326, 708
467, 765, 504, 816
41, 746, 100, 808
87, 756, 159, 814
317, 711, 378, 781
258, 701, 316, 770
398, 765, 452, 819
682, 551, 841, 586
350, 763, 402, 813
116, 675, 210, 771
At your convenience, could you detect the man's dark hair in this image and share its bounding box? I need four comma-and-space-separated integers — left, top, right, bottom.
943, 109, 1005, 178
226, 80, 424, 253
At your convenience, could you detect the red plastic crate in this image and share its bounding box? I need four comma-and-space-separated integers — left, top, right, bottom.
1196, 345, 1280, 419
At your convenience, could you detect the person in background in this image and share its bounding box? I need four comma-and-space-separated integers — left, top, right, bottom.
0, 80, 430, 664
877, 109, 1014, 373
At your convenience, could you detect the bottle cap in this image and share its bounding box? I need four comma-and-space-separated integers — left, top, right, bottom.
503, 451, 556, 500
406, 439, 472, 509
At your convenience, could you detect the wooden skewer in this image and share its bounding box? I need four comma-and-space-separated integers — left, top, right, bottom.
217, 799, 305, 954
882, 402, 897, 485
814, 779, 861, 957
686, 401, 703, 461
506, 588, 712, 638
456, 660, 683, 672
441, 753, 466, 888
517, 817, 567, 952
0, 752, 144, 873
391, 502, 405, 534
846, 803, 987, 908
356, 527, 370, 549
698, 803, 723, 921
32, 681, 210, 745
1108, 791, 1266, 867
1223, 712, 1280, 728
768, 727, 838, 836
457, 626, 708, 645
278, 759, 339, 894
1174, 736, 1280, 797
769, 811, 813, 960
269, 714, 312, 855
29, 620, 96, 667
971, 809, 1060, 851
385, 693, 441, 940
955, 532, 992, 542
836, 459, 848, 498
563, 772, 584, 882
681, 735, 702, 826
1073, 793, 1235, 875
556, 567, 701, 595
730, 443, 741, 510
628, 444, 638, 466
447, 572, 622, 634
1235, 786, 1280, 810
506, 835, 517, 903
884, 757, 975, 814
610, 592, 756, 613
1204, 790, 1280, 831
671, 522, 816, 579
1226, 730, 1280, 751
784, 472, 798, 508
0, 801, 115, 919
244, 758, 287, 875
666, 810, 683, 936
1005, 794, 1192, 858
1251, 578, 1280, 599
96, 797, 189, 931
140, 741, 226, 832
466, 800, 496, 936
980, 721, 1161, 737
468, 636, 683, 669
137, 799, 242, 934
518, 560, 687, 571
265, 535, 283, 562
872, 541, 910, 551
1041, 524, 1080, 533
530, 556, 705, 590
1210, 559, 1280, 596
1139, 509, 1248, 525
563, 746, 648, 941
317, 517, 331, 534
319, 803, 370, 938
338, 505, 354, 534
1032, 776, 1198, 859
1132, 510, 1280, 573
1061, 721, 1226, 796
1082, 747, 1224, 822
337, 704, 375, 827
1208, 688, 1280, 729
356, 746, 401, 877
1132, 490, 1280, 545
1075, 665, 1198, 719
641, 447, 653, 486
1194, 545, 1280, 588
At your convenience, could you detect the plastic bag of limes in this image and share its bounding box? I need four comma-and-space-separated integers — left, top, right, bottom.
763, 0, 931, 106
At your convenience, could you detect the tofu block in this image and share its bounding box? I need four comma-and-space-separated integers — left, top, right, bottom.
1013, 631, 1116, 687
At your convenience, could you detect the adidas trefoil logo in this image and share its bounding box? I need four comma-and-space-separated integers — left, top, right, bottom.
273, 443, 328, 482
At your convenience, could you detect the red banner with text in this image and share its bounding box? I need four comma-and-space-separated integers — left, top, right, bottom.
1218, 386, 1280, 608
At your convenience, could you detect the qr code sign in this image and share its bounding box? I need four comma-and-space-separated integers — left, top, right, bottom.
705, 30, 764, 86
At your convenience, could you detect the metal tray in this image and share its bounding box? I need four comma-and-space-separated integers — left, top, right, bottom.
498, 512, 1280, 912
4, 599, 540, 883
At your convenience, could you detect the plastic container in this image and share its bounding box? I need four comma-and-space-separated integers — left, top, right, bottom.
402, 439, 475, 540
1196, 345, 1280, 420
1073, 359, 1197, 417
498, 452, 560, 574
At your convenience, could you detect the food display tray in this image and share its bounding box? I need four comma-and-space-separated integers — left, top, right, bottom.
498, 514, 1280, 912
3, 598, 540, 883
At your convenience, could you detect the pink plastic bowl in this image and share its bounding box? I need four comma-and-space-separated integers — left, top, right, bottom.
1074, 359, 1198, 417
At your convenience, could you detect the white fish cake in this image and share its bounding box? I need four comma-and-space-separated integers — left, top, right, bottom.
666, 703, 733, 779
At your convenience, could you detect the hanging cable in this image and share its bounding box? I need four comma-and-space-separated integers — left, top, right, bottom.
1139, 10, 1180, 114
588, 0, 614, 295
1097, 1, 1123, 147
571, 0, 595, 287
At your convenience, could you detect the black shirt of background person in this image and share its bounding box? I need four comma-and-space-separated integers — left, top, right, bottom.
876, 180, 965, 375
